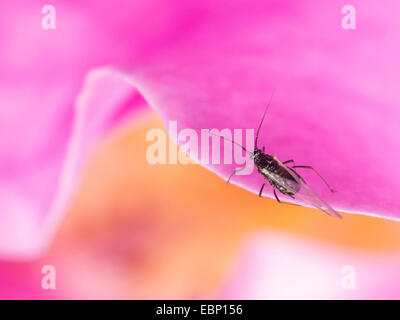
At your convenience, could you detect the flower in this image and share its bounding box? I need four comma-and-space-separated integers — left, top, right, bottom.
2, 114, 400, 299
1, 0, 400, 260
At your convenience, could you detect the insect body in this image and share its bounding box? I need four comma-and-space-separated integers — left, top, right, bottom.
256, 155, 299, 197
209, 94, 342, 219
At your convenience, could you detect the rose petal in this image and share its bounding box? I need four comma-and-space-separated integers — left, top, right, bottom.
0, 0, 205, 258
2, 1, 400, 259
125, 0, 400, 220
0, 0, 156, 258
1, 114, 400, 299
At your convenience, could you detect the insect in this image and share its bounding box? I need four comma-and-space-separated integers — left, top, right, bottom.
206, 94, 342, 219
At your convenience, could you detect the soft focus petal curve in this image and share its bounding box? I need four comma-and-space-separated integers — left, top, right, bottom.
0, 67, 145, 259
0, 0, 204, 258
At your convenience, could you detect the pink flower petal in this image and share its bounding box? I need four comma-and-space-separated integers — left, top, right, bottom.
2, 0, 400, 258
0, 0, 160, 257
127, 1, 400, 220
0, 67, 145, 259
2, 0, 220, 258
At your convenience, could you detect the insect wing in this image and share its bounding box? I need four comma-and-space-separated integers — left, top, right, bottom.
265, 160, 342, 219
284, 165, 342, 219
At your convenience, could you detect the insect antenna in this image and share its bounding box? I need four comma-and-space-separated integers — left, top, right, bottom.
201, 130, 254, 157
254, 91, 275, 151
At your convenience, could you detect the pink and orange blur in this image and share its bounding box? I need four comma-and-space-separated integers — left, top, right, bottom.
1, 0, 400, 299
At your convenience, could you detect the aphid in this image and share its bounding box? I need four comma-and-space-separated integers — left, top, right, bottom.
206, 95, 342, 219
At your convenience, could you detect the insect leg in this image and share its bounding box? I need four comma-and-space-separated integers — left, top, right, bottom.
292, 165, 336, 192
227, 165, 251, 184
258, 182, 266, 198
282, 159, 294, 165
273, 189, 301, 207
227, 168, 240, 184
273, 189, 280, 202
282, 160, 307, 183
289, 168, 306, 184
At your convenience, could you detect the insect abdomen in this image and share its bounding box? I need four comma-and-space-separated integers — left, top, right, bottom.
259, 165, 300, 194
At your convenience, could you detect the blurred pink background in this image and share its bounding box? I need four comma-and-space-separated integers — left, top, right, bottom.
2, 113, 400, 299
